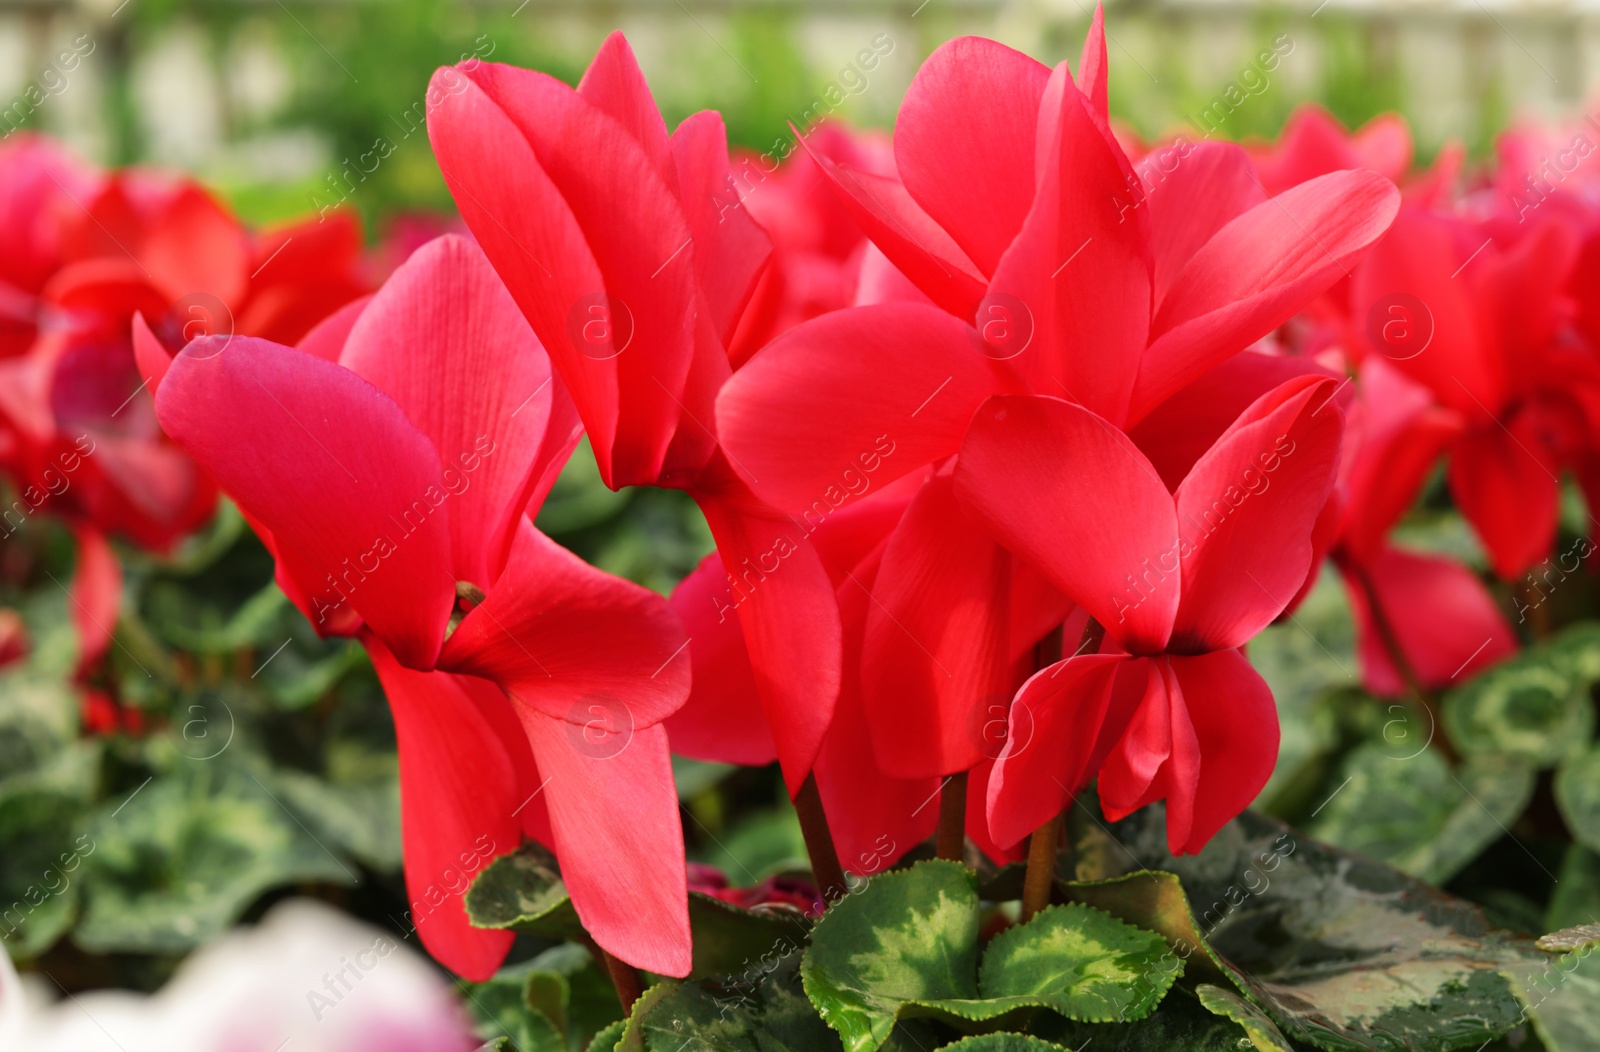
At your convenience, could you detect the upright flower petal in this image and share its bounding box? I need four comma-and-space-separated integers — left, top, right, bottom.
801, 149, 987, 318
697, 487, 842, 794
987, 63, 1149, 421
663, 554, 777, 767
576, 33, 676, 185
817, 551, 939, 875
860, 473, 1016, 778
1075, 4, 1110, 122
338, 235, 577, 588
1349, 205, 1499, 415
954, 394, 1180, 654
428, 62, 690, 487
1132, 170, 1399, 421
1145, 142, 1265, 310
1448, 418, 1560, 579
1171, 377, 1343, 652
671, 110, 772, 345
154, 336, 455, 667
893, 37, 1049, 277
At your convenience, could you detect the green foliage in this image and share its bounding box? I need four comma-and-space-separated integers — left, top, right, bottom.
74, 758, 356, 954
465, 842, 811, 982
1444, 625, 1599, 766
609, 952, 839, 1051
467, 943, 624, 1051
1308, 744, 1536, 884
800, 860, 1178, 1051
1103, 807, 1541, 1052
1556, 742, 1600, 855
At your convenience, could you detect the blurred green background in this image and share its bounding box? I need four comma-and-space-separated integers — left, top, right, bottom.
3, 0, 1592, 232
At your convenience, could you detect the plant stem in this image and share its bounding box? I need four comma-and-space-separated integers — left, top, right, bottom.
935, 771, 969, 861
599, 947, 644, 1015
794, 772, 848, 904
1021, 812, 1064, 921
1017, 616, 1100, 921
1518, 574, 1552, 639
1346, 558, 1458, 764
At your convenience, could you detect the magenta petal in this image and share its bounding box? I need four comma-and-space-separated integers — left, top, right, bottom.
1171, 377, 1344, 652
440, 519, 691, 730
69, 525, 120, 677
672, 110, 772, 346
1132, 169, 1399, 421
663, 554, 778, 767
518, 713, 692, 977
366, 638, 517, 981
985, 653, 1127, 849
155, 335, 455, 668
802, 148, 987, 318
716, 302, 1013, 515
1165, 650, 1279, 855
339, 235, 577, 587
987, 63, 1149, 421
955, 394, 1180, 655
698, 489, 842, 794
860, 473, 1016, 778
894, 36, 1049, 277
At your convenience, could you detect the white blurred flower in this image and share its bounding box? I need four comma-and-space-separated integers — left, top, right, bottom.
0, 899, 481, 1051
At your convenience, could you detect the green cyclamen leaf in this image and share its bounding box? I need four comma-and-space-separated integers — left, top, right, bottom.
978, 902, 1181, 1022
1536, 923, 1600, 954
1196, 984, 1295, 1052
936, 1037, 1070, 1050
802, 860, 1181, 1051
800, 859, 986, 1051
1555, 743, 1600, 856
1444, 644, 1594, 767
620, 951, 840, 1051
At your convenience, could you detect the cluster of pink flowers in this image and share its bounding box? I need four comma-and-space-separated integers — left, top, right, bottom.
6, 6, 1597, 983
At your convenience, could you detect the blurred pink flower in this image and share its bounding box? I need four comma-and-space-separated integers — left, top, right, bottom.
0, 900, 479, 1052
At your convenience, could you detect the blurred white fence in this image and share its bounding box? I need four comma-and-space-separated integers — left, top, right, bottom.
4, 0, 1600, 174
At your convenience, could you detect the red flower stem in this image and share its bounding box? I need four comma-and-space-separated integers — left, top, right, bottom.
599, 946, 644, 1015
1018, 617, 1099, 921
935, 770, 969, 861
794, 771, 848, 904
1346, 559, 1458, 765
